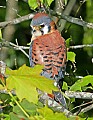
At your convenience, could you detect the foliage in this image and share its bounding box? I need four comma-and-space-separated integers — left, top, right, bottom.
70, 75, 93, 91
67, 52, 76, 62
0, 50, 93, 119
6, 65, 58, 103
0, 0, 93, 120
28, 0, 54, 10
0, 65, 67, 120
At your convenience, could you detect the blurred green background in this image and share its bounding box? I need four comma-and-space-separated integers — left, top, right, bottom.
0, 0, 93, 77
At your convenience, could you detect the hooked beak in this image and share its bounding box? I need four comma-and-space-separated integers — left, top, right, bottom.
31, 26, 42, 41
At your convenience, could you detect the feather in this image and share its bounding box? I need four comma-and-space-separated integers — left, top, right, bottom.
29, 30, 66, 80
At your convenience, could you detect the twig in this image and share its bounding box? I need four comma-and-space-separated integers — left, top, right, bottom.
61, 14, 93, 29
1, 40, 93, 58
18, 47, 29, 58
1, 41, 93, 50
0, 40, 29, 58
69, 44, 93, 49
65, 73, 83, 79
65, 91, 93, 100
0, 6, 6, 8
80, 103, 93, 113
71, 100, 93, 112
9, 41, 29, 58
9, 41, 29, 50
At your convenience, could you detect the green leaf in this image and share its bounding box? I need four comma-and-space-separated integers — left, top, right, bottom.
28, 0, 38, 10
66, 38, 71, 48
37, 106, 68, 120
28, 0, 54, 10
65, 0, 68, 5
0, 114, 10, 120
47, 0, 54, 6
70, 75, 93, 91
12, 99, 38, 119
19, 99, 37, 115
6, 64, 58, 103
67, 52, 76, 62
62, 82, 68, 91
29, 115, 43, 120
9, 112, 22, 120
87, 117, 93, 120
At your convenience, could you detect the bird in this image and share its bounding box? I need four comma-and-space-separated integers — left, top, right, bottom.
29, 12, 66, 89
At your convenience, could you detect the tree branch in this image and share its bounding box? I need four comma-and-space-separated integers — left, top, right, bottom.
61, 14, 93, 29
0, 11, 93, 29
65, 91, 93, 100
37, 88, 72, 117
69, 44, 93, 49
0, 13, 34, 28
80, 103, 93, 113
1, 40, 93, 58
0, 40, 29, 58
1, 40, 93, 50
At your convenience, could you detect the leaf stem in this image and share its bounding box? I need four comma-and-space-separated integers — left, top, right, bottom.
1, 76, 30, 118
8, 91, 30, 118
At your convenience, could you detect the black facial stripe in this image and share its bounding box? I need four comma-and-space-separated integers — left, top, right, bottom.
48, 25, 51, 32
40, 30, 44, 35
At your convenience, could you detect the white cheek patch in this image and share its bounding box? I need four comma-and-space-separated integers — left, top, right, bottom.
42, 25, 49, 34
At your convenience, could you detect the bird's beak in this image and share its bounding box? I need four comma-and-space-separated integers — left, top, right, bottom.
31, 26, 42, 41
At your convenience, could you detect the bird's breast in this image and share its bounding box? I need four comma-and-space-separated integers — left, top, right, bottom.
31, 30, 66, 68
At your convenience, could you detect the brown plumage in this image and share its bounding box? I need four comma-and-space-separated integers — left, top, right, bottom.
29, 12, 66, 87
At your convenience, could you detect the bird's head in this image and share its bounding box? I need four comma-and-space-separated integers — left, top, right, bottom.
30, 13, 56, 40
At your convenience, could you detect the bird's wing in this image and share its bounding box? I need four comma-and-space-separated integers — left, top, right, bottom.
29, 30, 66, 80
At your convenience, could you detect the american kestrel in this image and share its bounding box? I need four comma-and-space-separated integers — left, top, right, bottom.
29, 12, 66, 89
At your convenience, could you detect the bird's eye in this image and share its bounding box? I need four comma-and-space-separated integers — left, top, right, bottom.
40, 24, 45, 28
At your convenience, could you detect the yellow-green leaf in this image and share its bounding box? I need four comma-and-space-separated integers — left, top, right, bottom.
70, 75, 93, 91
28, 0, 38, 10
6, 64, 58, 103
37, 106, 68, 120
66, 38, 72, 47
62, 82, 68, 91
67, 52, 76, 62
47, 0, 54, 6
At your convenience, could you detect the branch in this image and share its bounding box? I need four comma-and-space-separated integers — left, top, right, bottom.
57, 0, 76, 30
65, 91, 93, 114
0, 13, 34, 28
0, 11, 93, 29
56, 11, 93, 29
1, 40, 93, 58
69, 44, 93, 49
37, 89, 72, 117
72, 100, 93, 111
0, 40, 29, 50
50, 8, 93, 29
65, 91, 93, 100
1, 40, 93, 50
80, 103, 93, 113
0, 40, 29, 58
73, 100, 93, 115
